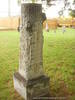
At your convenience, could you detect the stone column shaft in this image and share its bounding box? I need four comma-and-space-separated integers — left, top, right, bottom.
19, 4, 44, 80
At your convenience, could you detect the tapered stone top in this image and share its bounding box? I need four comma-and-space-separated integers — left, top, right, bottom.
19, 3, 44, 80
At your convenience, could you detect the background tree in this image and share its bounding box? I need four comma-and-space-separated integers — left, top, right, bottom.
17, 0, 75, 18
70, 10, 75, 17
69, 0, 75, 17
17, 0, 72, 13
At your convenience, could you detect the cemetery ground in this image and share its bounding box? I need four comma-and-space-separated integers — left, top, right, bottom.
0, 28, 75, 100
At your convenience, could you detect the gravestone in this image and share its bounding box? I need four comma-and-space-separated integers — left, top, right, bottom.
13, 3, 50, 100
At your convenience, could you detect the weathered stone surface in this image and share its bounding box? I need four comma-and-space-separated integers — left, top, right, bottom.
13, 3, 50, 100
13, 72, 50, 100
19, 3, 44, 80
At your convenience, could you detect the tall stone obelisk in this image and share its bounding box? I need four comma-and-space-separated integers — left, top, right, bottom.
13, 3, 50, 100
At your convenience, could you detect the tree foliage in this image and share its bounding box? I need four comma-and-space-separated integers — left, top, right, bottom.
17, 0, 75, 17
69, 0, 75, 17
70, 10, 75, 17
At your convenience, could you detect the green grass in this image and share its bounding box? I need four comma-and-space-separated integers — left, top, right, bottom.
0, 28, 75, 100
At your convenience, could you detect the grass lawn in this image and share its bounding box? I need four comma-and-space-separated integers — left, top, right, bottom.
0, 28, 75, 100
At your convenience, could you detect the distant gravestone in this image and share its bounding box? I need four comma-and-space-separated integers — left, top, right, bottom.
62, 25, 66, 33
13, 3, 50, 100
46, 22, 49, 32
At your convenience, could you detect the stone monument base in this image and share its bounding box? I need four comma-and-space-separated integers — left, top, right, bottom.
13, 72, 50, 100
